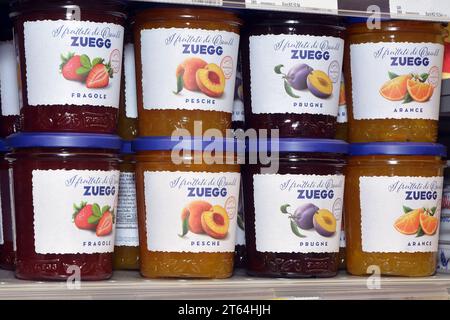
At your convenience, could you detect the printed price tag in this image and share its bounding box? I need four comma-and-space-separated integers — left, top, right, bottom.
246, 0, 338, 13
390, 0, 450, 21
133, 0, 223, 6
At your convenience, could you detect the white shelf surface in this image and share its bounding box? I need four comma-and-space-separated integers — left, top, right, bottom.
0, 269, 449, 300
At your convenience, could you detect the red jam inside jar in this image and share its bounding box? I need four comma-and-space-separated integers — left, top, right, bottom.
10, 0, 127, 134
7, 133, 121, 280
243, 138, 348, 277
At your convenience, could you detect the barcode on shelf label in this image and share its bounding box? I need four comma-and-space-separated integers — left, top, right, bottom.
390, 0, 450, 20
136, 0, 223, 6
246, 0, 337, 13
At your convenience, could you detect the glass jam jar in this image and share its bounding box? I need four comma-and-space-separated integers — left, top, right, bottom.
243, 138, 348, 277
134, 7, 241, 136
0, 6, 21, 138
345, 20, 445, 142
242, 12, 345, 138
0, 139, 15, 270
345, 142, 446, 276
335, 75, 347, 141
10, 0, 126, 134
113, 140, 139, 270
134, 137, 240, 279
7, 133, 121, 280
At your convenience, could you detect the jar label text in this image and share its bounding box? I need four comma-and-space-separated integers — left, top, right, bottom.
116, 172, 139, 247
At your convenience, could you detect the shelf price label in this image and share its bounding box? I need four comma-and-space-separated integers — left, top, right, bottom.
132, 0, 223, 6
390, 0, 450, 21
245, 0, 338, 14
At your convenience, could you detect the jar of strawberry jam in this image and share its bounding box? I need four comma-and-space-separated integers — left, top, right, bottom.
7, 133, 120, 280
345, 20, 445, 142
134, 7, 241, 136
242, 12, 345, 138
243, 138, 348, 277
0, 139, 15, 270
134, 137, 240, 279
10, 0, 126, 134
345, 143, 446, 276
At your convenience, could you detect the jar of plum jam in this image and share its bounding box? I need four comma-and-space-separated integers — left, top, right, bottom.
0, 6, 21, 137
243, 138, 348, 277
10, 0, 126, 134
242, 12, 345, 138
7, 133, 121, 280
0, 139, 15, 270
345, 143, 446, 276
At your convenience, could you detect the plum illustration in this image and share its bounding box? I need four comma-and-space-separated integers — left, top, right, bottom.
313, 209, 337, 237
307, 70, 333, 98
293, 203, 319, 230
286, 64, 313, 90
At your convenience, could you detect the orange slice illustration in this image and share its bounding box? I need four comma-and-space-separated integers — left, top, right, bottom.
380, 75, 411, 101
394, 208, 421, 235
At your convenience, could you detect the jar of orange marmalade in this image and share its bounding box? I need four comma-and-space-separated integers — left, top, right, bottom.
345, 142, 446, 276
134, 137, 240, 278
344, 20, 445, 142
134, 8, 241, 136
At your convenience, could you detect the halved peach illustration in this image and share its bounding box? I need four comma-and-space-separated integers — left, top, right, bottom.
176, 57, 207, 91
196, 63, 226, 98
201, 205, 230, 239
181, 200, 212, 234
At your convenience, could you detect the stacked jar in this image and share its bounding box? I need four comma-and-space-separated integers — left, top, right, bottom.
6, 0, 127, 280
132, 7, 242, 279
241, 12, 348, 278
344, 19, 447, 276
437, 162, 450, 273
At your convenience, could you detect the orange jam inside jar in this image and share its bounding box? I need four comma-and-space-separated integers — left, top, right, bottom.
134, 137, 241, 278
113, 141, 139, 270
345, 143, 446, 276
134, 7, 241, 136
344, 20, 446, 142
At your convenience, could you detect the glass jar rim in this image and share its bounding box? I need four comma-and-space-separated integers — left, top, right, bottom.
7, 133, 122, 151
349, 142, 446, 157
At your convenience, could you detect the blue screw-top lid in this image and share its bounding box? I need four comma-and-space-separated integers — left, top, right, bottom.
349, 142, 447, 157
121, 140, 134, 154
0, 139, 9, 153
247, 138, 349, 154
133, 136, 240, 152
7, 133, 122, 150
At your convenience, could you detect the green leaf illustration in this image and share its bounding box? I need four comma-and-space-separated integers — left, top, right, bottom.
431, 206, 437, 216
388, 71, 399, 79
280, 204, 291, 214
91, 57, 103, 67
290, 219, 306, 238
80, 54, 91, 69
274, 64, 284, 74
76, 66, 91, 76
403, 205, 413, 214
88, 215, 101, 225
92, 203, 102, 217
173, 74, 184, 95
403, 92, 413, 104
420, 73, 429, 82
178, 213, 189, 238
416, 225, 425, 238
284, 80, 300, 98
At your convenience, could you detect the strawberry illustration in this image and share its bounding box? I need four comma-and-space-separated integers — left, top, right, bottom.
86, 63, 113, 89
60, 53, 85, 82
96, 211, 114, 237
73, 202, 97, 230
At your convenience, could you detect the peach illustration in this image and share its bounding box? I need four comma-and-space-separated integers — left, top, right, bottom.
201, 205, 230, 239
196, 63, 226, 98
181, 200, 212, 234
176, 58, 207, 91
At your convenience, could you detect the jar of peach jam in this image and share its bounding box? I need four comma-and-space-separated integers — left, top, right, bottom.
134, 7, 241, 136
345, 20, 445, 142
134, 137, 240, 278
345, 142, 446, 276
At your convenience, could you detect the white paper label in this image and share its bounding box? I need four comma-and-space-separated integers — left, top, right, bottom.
232, 99, 245, 123
440, 216, 450, 243
144, 171, 240, 253
253, 174, 344, 253
339, 228, 346, 248
442, 183, 450, 216
350, 42, 444, 120
140, 28, 239, 112
32, 169, 120, 254
249, 34, 343, 116
116, 172, 138, 247
9, 168, 16, 252
23, 20, 124, 108
437, 243, 450, 273
124, 43, 138, 119
0, 41, 20, 116
235, 181, 245, 246
360, 176, 442, 253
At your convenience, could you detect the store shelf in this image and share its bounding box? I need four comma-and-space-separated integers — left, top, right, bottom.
0, 269, 449, 300
132, 0, 450, 22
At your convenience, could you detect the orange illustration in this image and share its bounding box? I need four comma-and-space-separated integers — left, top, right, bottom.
379, 74, 411, 101
419, 210, 438, 235
394, 208, 421, 235
406, 79, 434, 102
